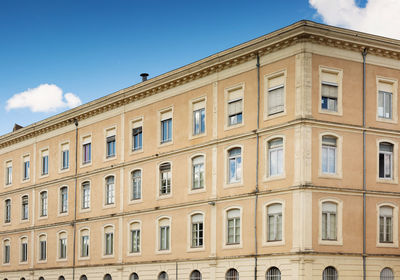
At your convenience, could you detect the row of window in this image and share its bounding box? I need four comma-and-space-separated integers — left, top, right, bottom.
4, 266, 396, 280
2, 200, 397, 265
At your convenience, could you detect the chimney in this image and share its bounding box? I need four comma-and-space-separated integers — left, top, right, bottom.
13, 123, 23, 132
140, 73, 149, 82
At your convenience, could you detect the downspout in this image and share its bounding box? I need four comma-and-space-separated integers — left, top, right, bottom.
72, 118, 79, 280
362, 48, 368, 280
254, 53, 260, 280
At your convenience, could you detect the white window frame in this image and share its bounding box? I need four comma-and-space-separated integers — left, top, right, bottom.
376, 76, 398, 124
3, 238, 10, 265
223, 207, 243, 249
130, 116, 144, 154
81, 135, 92, 166
376, 139, 398, 184
189, 154, 206, 193
187, 211, 205, 252
264, 70, 287, 120
4, 198, 11, 224
263, 200, 285, 246
59, 141, 70, 173
318, 66, 343, 116
224, 83, 245, 130
376, 202, 399, 248
128, 220, 141, 256
22, 154, 30, 182
21, 194, 29, 221
40, 148, 49, 177
318, 198, 343, 246
156, 216, 171, 254
80, 181, 91, 212
319, 132, 343, 179
5, 160, 12, 186
57, 231, 67, 261
189, 97, 207, 139
19, 236, 28, 264
39, 190, 48, 218
159, 107, 174, 146
78, 227, 90, 260
264, 135, 286, 181
157, 161, 172, 199
130, 169, 142, 202
102, 225, 115, 258
224, 145, 243, 188
104, 175, 116, 207
104, 127, 117, 160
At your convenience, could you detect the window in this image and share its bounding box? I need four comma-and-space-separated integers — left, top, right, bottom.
132, 120, 143, 151
191, 214, 204, 248
104, 274, 112, 280
41, 150, 49, 175
39, 235, 46, 261
322, 136, 337, 174
80, 229, 89, 257
159, 218, 170, 251
80, 276, 88, 280
227, 209, 240, 245
160, 110, 172, 143
21, 195, 28, 220
158, 272, 168, 280
159, 163, 171, 196
225, 268, 239, 280
322, 266, 338, 280
227, 87, 243, 126
59, 232, 67, 259
131, 170, 141, 200
61, 143, 69, 170
105, 176, 115, 205
380, 267, 394, 280
377, 79, 396, 120
267, 204, 282, 241
228, 148, 242, 184
322, 202, 337, 240
190, 270, 202, 280
266, 267, 281, 280
268, 138, 283, 177
192, 100, 205, 135
192, 156, 204, 190
106, 130, 116, 158
23, 156, 30, 180
130, 273, 139, 280
59, 277, 66, 280
379, 142, 393, 179
40, 191, 48, 217
379, 206, 393, 243
20, 237, 28, 262
82, 182, 90, 209
267, 73, 285, 116
320, 71, 339, 112
60, 187, 68, 213
130, 222, 140, 253
104, 226, 114, 255
378, 90, 392, 119
4, 199, 11, 223
5, 161, 12, 185
3, 239, 10, 264
82, 137, 91, 164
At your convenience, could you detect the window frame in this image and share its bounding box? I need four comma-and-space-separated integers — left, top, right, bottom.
318, 66, 343, 116
80, 181, 91, 211
22, 155, 30, 182
81, 135, 92, 166
40, 149, 49, 177
104, 175, 116, 206
225, 146, 243, 187
59, 141, 70, 172
5, 160, 12, 186
19, 236, 28, 264
59, 186, 68, 215
223, 207, 242, 248
131, 117, 144, 153
189, 97, 207, 139
263, 200, 285, 246
103, 225, 115, 257
156, 216, 171, 254
224, 83, 245, 130
157, 162, 172, 199
264, 70, 287, 120
4, 198, 11, 224
265, 136, 285, 181
319, 132, 343, 179
376, 76, 398, 124
57, 231, 67, 261
128, 220, 141, 256
318, 198, 343, 246
21, 195, 29, 221
159, 108, 173, 145
376, 202, 399, 248
376, 139, 398, 184
3, 239, 10, 264
39, 190, 48, 218
187, 212, 205, 251
190, 154, 206, 193
78, 227, 90, 260
130, 169, 142, 202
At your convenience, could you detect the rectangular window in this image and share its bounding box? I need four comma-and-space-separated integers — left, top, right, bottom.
379, 142, 393, 179
322, 136, 337, 174
40, 192, 48, 217
130, 229, 140, 253
378, 91, 393, 119
227, 210, 240, 244
105, 177, 115, 205
5, 199, 11, 223
159, 163, 171, 196
21, 241, 27, 262
380, 206, 393, 243
22, 196, 28, 220
60, 187, 68, 213
61, 143, 69, 170
159, 226, 170, 250
228, 148, 242, 184
132, 170, 141, 200
41, 150, 49, 175
132, 120, 143, 151
105, 232, 113, 255
23, 156, 30, 180
5, 161, 12, 185
82, 137, 91, 164
4, 243, 10, 264
321, 71, 339, 112
267, 74, 285, 115
193, 100, 205, 135
160, 111, 172, 143
267, 204, 282, 241
191, 215, 203, 248
322, 202, 337, 240
59, 238, 67, 259
268, 139, 283, 177
106, 130, 116, 158
82, 183, 90, 209
39, 240, 46, 260
192, 156, 204, 190
81, 235, 89, 257
227, 88, 243, 126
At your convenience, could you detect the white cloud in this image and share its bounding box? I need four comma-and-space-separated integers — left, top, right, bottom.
6, 84, 82, 113
309, 0, 400, 39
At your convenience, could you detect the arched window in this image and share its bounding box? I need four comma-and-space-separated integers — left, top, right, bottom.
38, 234, 47, 261
380, 267, 394, 280
192, 156, 205, 190
158, 218, 170, 251
191, 214, 204, 248
158, 271, 168, 280
227, 209, 240, 245
267, 204, 282, 241
322, 266, 338, 280
159, 163, 171, 196
21, 195, 29, 220
190, 270, 202, 280
20, 237, 28, 262
103, 274, 112, 280
82, 181, 90, 209
38, 277, 44, 280
60, 187, 68, 213
228, 148, 242, 183
379, 206, 393, 243
4, 199, 11, 223
322, 136, 337, 174
266, 267, 281, 280
80, 228, 89, 257
58, 231, 67, 259
322, 202, 337, 240
40, 191, 48, 217
129, 273, 139, 280
268, 138, 283, 177
80, 275, 87, 280
20, 278, 26, 280
129, 222, 141, 253
58, 277, 65, 280
225, 268, 239, 280
131, 170, 142, 200
104, 226, 114, 255
105, 176, 115, 205
379, 142, 394, 179
3, 239, 10, 264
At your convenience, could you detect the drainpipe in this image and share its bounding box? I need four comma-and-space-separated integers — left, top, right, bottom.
362, 48, 368, 280
254, 53, 261, 280
72, 118, 78, 280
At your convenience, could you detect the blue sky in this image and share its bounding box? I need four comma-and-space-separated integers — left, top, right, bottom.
0, 0, 394, 136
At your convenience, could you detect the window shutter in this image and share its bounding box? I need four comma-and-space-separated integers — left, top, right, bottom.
321, 83, 338, 98
228, 99, 242, 116
268, 86, 284, 114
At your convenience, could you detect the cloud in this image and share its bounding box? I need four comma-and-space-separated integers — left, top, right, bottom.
309, 0, 400, 39
6, 84, 82, 113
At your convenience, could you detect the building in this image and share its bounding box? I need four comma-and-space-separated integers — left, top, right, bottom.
1, 20, 400, 280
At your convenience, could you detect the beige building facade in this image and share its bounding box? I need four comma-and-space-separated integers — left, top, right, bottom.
0, 21, 400, 280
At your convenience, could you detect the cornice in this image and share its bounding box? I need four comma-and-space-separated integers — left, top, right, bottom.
2, 20, 400, 149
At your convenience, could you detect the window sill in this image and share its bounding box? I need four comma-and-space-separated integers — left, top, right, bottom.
128, 198, 143, 205
224, 122, 244, 131
39, 174, 49, 179
377, 241, 398, 248
80, 208, 91, 213
187, 246, 205, 253
318, 109, 343, 116
189, 132, 206, 140
188, 187, 206, 195
58, 168, 70, 174
156, 249, 171, 255
223, 182, 243, 189
57, 212, 69, 218
78, 256, 90, 261
264, 174, 286, 182
158, 140, 173, 148
319, 239, 343, 246
127, 251, 142, 257
318, 173, 342, 180
223, 243, 243, 250
56, 258, 68, 262
130, 148, 144, 156
102, 254, 115, 259
38, 215, 48, 221
103, 203, 116, 209
264, 110, 286, 121
376, 178, 398, 185
156, 193, 172, 200
377, 117, 398, 124
263, 240, 285, 247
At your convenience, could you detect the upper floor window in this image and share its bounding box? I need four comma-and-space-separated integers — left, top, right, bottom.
379, 206, 393, 243
191, 214, 204, 248
41, 150, 49, 175
378, 90, 392, 119
38, 235, 46, 261
322, 266, 338, 280
321, 71, 339, 112
104, 274, 112, 280
159, 163, 171, 196
82, 182, 90, 209
4, 199, 11, 223
158, 272, 168, 280
267, 204, 282, 242
322, 202, 337, 240
377, 78, 397, 121
160, 110, 172, 143
225, 268, 239, 280
5, 161, 12, 185
192, 156, 204, 190
190, 270, 202, 280
132, 120, 143, 151
192, 100, 205, 135
40, 191, 48, 217
80, 229, 89, 257
267, 73, 285, 116
3, 239, 10, 264
59, 232, 67, 259
266, 267, 281, 280
23, 156, 30, 180
106, 130, 116, 158
227, 209, 240, 245
104, 226, 114, 255
130, 222, 140, 253
159, 218, 170, 251
379, 142, 393, 179
268, 138, 283, 177
130, 273, 139, 280
380, 267, 394, 280
82, 136, 91, 164
61, 143, 69, 170
60, 187, 68, 213
105, 176, 115, 205
227, 87, 243, 126
20, 237, 28, 262
322, 136, 337, 174
21, 195, 29, 220
131, 170, 141, 200
228, 148, 242, 184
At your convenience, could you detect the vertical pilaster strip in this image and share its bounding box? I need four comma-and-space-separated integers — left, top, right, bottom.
292, 189, 313, 252
120, 110, 125, 163
293, 125, 312, 186
212, 82, 218, 139
119, 168, 124, 263
295, 51, 312, 118
210, 205, 217, 257
212, 147, 217, 199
